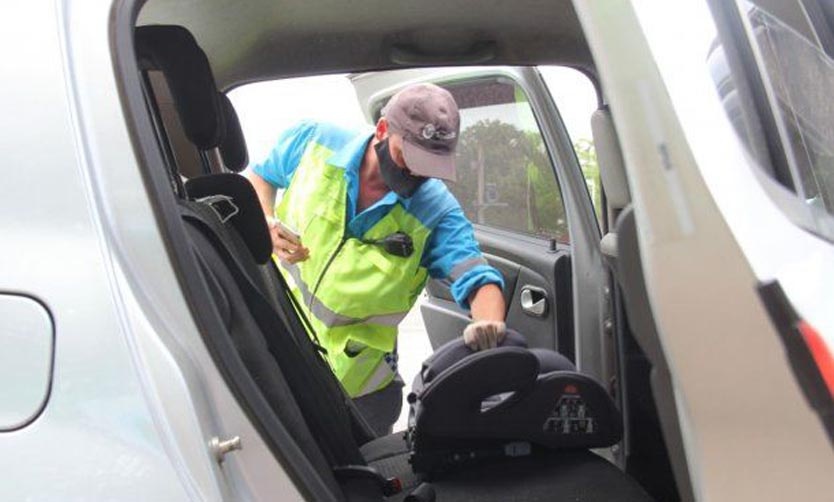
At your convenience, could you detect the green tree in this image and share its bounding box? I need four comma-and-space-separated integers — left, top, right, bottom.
451, 119, 568, 241
574, 138, 602, 219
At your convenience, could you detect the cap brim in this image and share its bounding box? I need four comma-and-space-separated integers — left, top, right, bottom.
402, 140, 457, 182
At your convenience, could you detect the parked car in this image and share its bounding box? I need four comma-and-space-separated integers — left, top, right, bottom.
1, 0, 831, 500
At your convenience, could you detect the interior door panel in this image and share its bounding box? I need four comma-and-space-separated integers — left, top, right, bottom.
422, 228, 574, 361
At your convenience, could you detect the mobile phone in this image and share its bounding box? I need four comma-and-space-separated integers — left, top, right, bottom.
274, 219, 301, 242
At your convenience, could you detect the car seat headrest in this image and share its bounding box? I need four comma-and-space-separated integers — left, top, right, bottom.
218, 94, 249, 172
135, 25, 225, 150
185, 174, 272, 264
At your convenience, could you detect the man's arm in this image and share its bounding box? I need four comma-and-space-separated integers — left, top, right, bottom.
245, 169, 278, 219
420, 202, 508, 350
245, 168, 309, 263
463, 283, 507, 350
469, 283, 505, 322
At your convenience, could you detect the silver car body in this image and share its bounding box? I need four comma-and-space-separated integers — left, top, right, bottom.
0, 0, 832, 500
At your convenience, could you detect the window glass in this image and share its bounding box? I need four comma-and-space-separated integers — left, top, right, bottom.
228, 75, 368, 169
740, 1, 834, 216
441, 78, 569, 243
708, 0, 834, 235
538, 67, 602, 225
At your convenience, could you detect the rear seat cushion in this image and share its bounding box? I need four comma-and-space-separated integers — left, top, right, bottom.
363, 443, 653, 501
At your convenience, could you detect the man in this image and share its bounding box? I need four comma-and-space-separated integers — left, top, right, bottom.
247, 83, 506, 435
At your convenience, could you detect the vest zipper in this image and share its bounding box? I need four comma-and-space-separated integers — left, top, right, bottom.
309, 234, 348, 313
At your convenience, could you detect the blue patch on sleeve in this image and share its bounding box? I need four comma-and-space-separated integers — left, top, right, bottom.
251, 120, 318, 188
450, 265, 505, 310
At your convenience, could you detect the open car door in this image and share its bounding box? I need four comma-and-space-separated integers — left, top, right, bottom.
350, 67, 609, 382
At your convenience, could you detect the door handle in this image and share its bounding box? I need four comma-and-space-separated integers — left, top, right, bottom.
520, 286, 548, 318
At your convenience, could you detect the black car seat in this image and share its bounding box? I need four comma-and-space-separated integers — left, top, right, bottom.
134, 24, 654, 502
405, 331, 622, 475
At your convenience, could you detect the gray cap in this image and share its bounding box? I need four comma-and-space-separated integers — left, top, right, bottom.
381, 83, 460, 182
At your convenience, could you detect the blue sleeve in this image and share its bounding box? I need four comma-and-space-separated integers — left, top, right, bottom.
251, 120, 317, 188
421, 207, 505, 310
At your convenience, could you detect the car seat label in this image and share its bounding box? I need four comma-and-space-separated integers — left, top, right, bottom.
543, 394, 595, 434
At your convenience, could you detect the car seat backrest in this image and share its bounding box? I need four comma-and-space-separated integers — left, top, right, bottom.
615, 207, 694, 501
185, 174, 272, 262
591, 107, 630, 263
134, 25, 393, 499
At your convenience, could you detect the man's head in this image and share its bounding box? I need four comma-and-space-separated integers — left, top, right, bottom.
374, 83, 460, 182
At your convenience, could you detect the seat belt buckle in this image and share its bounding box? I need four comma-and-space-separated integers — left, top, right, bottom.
333, 465, 403, 497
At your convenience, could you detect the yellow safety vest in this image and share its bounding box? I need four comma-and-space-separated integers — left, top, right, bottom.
275, 142, 431, 397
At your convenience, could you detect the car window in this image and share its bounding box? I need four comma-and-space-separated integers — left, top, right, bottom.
538, 67, 602, 227
708, 0, 834, 240
439, 77, 570, 243
228, 75, 368, 170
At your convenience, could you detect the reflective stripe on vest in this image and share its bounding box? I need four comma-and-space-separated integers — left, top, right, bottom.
283, 261, 410, 328
275, 142, 431, 397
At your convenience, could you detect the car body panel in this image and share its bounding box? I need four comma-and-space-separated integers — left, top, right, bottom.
0, 0, 302, 500
1, 0, 831, 499
576, 0, 834, 499
0, 294, 54, 431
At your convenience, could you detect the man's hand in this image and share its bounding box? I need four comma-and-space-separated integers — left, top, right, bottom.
464, 283, 506, 350
463, 320, 506, 351
268, 217, 309, 264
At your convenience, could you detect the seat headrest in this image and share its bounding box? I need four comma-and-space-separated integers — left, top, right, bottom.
591, 107, 631, 209
135, 25, 225, 150
185, 174, 272, 264
218, 94, 249, 172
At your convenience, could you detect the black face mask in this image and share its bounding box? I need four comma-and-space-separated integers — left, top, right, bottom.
374, 138, 427, 198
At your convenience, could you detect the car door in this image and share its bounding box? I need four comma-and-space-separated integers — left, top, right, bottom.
351, 67, 607, 379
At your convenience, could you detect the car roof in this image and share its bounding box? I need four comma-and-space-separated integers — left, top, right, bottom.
136, 0, 593, 90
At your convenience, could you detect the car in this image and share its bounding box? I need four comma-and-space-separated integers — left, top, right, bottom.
1, 0, 832, 500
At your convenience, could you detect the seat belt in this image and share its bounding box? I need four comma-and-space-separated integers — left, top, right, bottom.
180, 203, 400, 499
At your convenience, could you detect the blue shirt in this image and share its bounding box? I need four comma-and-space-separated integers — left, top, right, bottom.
252, 120, 504, 309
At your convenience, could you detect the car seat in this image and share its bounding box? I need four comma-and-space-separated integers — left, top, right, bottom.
406, 331, 622, 475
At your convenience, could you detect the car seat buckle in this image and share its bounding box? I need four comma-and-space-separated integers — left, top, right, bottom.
197, 194, 240, 224
333, 465, 402, 496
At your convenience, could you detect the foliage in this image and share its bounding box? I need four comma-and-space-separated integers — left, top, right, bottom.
574, 138, 602, 217
450, 119, 569, 241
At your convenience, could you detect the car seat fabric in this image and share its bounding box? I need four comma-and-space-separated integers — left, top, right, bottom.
217, 94, 249, 172
186, 174, 272, 263
415, 331, 575, 387
362, 438, 653, 502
